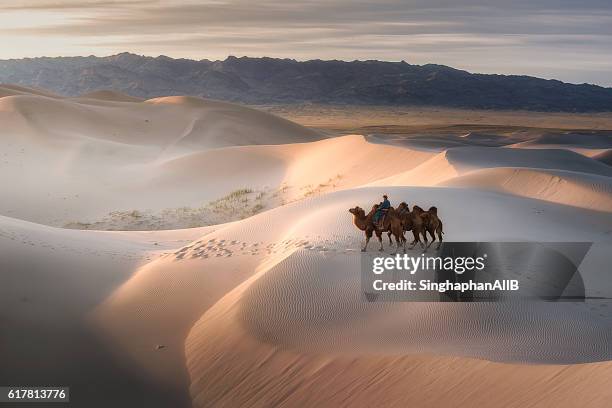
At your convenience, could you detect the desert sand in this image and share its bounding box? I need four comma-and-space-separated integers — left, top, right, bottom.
1, 86, 612, 407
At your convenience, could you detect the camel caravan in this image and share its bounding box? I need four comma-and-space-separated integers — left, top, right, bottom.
349, 194, 444, 253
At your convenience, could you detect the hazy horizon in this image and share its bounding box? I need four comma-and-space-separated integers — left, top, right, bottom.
4, 51, 612, 89
1, 1, 612, 87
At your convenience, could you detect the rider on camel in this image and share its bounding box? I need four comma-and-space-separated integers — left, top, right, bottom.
373, 194, 390, 226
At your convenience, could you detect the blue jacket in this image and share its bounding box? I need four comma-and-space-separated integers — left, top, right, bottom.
380, 199, 390, 210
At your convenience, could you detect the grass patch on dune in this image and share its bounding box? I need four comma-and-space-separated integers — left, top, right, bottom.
227, 188, 253, 198
302, 174, 343, 198
64, 188, 269, 231
208, 188, 255, 213
64, 176, 345, 231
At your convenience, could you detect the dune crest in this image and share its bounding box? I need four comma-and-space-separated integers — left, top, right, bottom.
0, 83, 62, 98
79, 90, 144, 102
443, 167, 612, 211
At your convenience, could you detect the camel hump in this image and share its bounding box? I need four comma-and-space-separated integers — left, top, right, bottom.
413, 205, 424, 213
429, 206, 438, 215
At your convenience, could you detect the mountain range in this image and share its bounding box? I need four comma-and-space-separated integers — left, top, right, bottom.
1, 53, 612, 111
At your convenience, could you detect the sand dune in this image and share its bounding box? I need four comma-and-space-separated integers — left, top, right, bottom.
181, 187, 611, 406
86, 186, 611, 406
0, 214, 210, 407
442, 168, 612, 211
2, 185, 611, 405
370, 151, 460, 186
80, 90, 145, 102
367, 131, 525, 150
186, 260, 612, 407
594, 149, 612, 166
0, 104, 432, 226
445, 146, 612, 176
508, 132, 612, 159
2, 91, 609, 226
373, 145, 612, 191
1, 86, 612, 407
1, 92, 320, 149
512, 131, 612, 149
395, 145, 612, 211
157, 134, 433, 201
0, 92, 325, 225
0, 83, 62, 98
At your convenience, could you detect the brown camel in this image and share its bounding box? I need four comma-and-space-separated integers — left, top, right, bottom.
393, 202, 427, 250
419, 206, 444, 250
349, 205, 405, 253
411, 205, 430, 249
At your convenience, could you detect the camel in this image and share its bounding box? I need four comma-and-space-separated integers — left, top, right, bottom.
391, 202, 427, 250
349, 205, 405, 253
419, 206, 444, 250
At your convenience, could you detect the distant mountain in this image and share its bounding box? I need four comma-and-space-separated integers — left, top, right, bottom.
2, 53, 612, 111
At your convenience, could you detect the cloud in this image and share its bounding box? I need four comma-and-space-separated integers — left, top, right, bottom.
1, 0, 611, 86
0, 0, 149, 10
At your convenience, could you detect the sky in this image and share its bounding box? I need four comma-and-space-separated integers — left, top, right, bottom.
1, 0, 612, 86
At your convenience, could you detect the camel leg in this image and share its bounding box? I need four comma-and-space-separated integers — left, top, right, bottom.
362, 237, 370, 252
436, 228, 443, 250
376, 230, 384, 251
387, 232, 393, 245
362, 230, 373, 252
395, 233, 403, 254
420, 230, 428, 250
424, 230, 435, 251
409, 230, 419, 250
390, 232, 399, 255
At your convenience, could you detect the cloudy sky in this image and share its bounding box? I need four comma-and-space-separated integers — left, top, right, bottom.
1, 0, 612, 86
